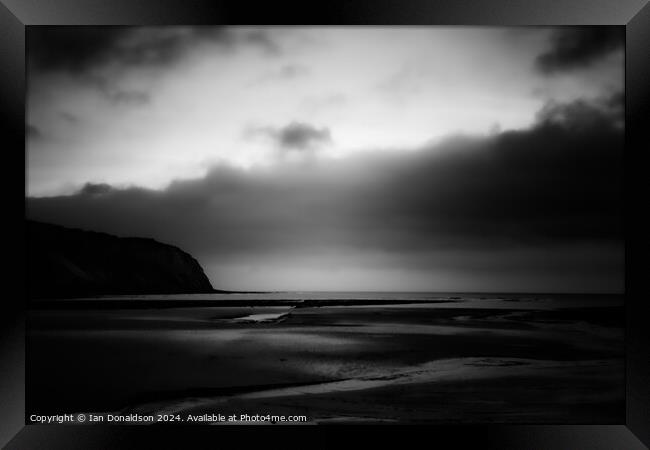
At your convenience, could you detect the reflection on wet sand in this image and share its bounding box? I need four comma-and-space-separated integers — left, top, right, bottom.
28, 297, 624, 423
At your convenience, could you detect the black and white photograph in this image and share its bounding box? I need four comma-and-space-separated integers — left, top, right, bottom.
25, 25, 625, 425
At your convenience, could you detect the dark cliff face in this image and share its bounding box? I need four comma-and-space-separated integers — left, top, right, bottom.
27, 221, 215, 299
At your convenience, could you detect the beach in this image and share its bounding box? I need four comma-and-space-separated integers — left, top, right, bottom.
27, 294, 624, 424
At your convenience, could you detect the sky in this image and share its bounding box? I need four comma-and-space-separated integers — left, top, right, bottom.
26, 26, 624, 292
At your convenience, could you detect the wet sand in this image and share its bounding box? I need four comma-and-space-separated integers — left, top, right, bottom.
27, 299, 624, 423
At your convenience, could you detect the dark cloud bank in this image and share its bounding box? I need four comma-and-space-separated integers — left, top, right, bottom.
27, 27, 281, 106
536, 26, 624, 74
27, 94, 623, 292
26, 26, 282, 119
28, 26, 279, 75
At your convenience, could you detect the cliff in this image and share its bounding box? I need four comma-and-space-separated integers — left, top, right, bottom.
27, 221, 215, 299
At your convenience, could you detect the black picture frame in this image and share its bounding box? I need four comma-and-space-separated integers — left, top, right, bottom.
2, 0, 648, 448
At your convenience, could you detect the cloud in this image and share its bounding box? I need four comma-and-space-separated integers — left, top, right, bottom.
27, 95, 623, 291
59, 112, 80, 124
535, 91, 623, 130
28, 27, 130, 74
276, 64, 309, 79
28, 27, 280, 76
79, 183, 115, 196
27, 27, 282, 109
536, 27, 623, 74
377, 65, 422, 95
246, 121, 333, 151
26, 124, 42, 139
247, 64, 310, 87
102, 88, 151, 106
